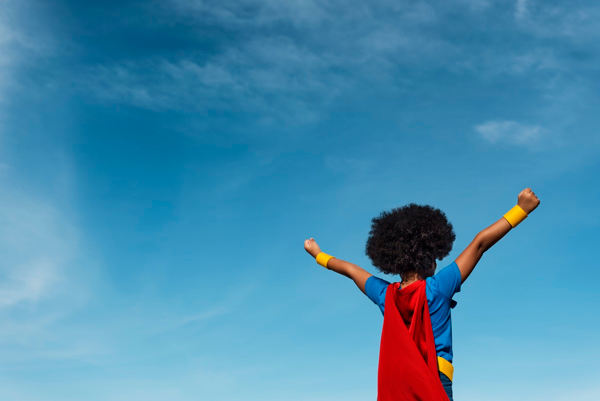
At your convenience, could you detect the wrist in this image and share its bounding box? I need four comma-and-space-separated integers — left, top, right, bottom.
504, 205, 528, 228
517, 202, 535, 214
316, 252, 334, 269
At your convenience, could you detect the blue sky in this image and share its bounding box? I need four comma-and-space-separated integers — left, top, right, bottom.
1, 0, 599, 400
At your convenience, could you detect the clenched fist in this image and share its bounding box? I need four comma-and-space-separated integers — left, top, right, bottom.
517, 188, 540, 214
304, 238, 322, 258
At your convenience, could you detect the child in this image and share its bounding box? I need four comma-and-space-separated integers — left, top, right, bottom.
304, 188, 540, 400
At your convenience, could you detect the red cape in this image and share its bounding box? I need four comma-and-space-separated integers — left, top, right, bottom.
378, 280, 449, 401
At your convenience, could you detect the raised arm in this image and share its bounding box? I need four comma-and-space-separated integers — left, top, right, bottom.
304, 238, 373, 294
455, 188, 540, 283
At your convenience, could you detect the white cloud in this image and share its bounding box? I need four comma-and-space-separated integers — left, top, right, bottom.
0, 4, 15, 106
515, 0, 529, 21
64, 0, 600, 141
475, 120, 546, 146
515, 3, 600, 41
0, 166, 105, 377
0, 0, 55, 133
457, 0, 493, 12
180, 307, 230, 325
0, 0, 32, 100
81, 37, 344, 123
0, 66, 64, 304
0, 188, 76, 308
168, 0, 351, 27
457, 47, 560, 77
0, 170, 106, 378
0, 6, 99, 371
77, 1, 453, 123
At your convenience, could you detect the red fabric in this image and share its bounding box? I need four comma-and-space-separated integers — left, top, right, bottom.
377, 280, 449, 401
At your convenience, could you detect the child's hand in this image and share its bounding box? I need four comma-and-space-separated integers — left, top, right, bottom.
517, 187, 541, 214
304, 238, 322, 258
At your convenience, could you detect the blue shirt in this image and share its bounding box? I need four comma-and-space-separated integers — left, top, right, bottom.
364, 261, 462, 363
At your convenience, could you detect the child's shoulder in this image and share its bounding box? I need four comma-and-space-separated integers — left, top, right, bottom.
426, 261, 462, 301
364, 275, 391, 314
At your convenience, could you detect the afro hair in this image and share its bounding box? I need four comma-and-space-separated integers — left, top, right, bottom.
365, 204, 455, 280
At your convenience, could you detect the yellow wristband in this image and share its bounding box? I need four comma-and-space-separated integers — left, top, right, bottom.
316, 252, 334, 269
503, 205, 528, 228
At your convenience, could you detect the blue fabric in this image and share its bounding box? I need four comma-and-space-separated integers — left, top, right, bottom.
439, 372, 453, 401
364, 261, 462, 363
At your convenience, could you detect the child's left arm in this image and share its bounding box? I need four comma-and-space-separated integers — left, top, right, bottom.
455, 188, 540, 283
304, 238, 373, 294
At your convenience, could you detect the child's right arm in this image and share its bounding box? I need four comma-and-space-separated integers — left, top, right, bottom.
455, 188, 540, 283
304, 238, 373, 294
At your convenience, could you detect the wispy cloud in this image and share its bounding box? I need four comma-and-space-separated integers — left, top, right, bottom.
474, 120, 546, 147
0, 0, 56, 132
457, 47, 559, 77
515, 0, 529, 21
0, 3, 17, 108
83, 37, 343, 123
168, 0, 332, 27
515, 1, 600, 41
180, 307, 230, 325
0, 56, 95, 367
0, 175, 105, 374
75, 0, 457, 122
0, 2, 104, 373
0, 187, 76, 307
457, 0, 493, 12
73, 0, 600, 127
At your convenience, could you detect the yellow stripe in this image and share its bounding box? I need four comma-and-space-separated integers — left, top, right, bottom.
437, 356, 454, 382
503, 205, 528, 228
316, 252, 334, 269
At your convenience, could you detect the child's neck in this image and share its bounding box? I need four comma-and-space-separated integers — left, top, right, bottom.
400, 273, 422, 289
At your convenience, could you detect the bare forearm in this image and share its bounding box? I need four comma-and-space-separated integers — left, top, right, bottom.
327, 258, 363, 278
456, 218, 511, 282
475, 218, 512, 254
325, 258, 373, 294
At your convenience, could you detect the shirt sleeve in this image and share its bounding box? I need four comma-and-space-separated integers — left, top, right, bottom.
364, 276, 390, 315
430, 261, 462, 299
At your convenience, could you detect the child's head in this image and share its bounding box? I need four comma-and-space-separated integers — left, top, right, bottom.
365, 204, 455, 282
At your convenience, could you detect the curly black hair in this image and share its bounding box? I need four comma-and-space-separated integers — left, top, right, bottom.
365, 204, 455, 280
